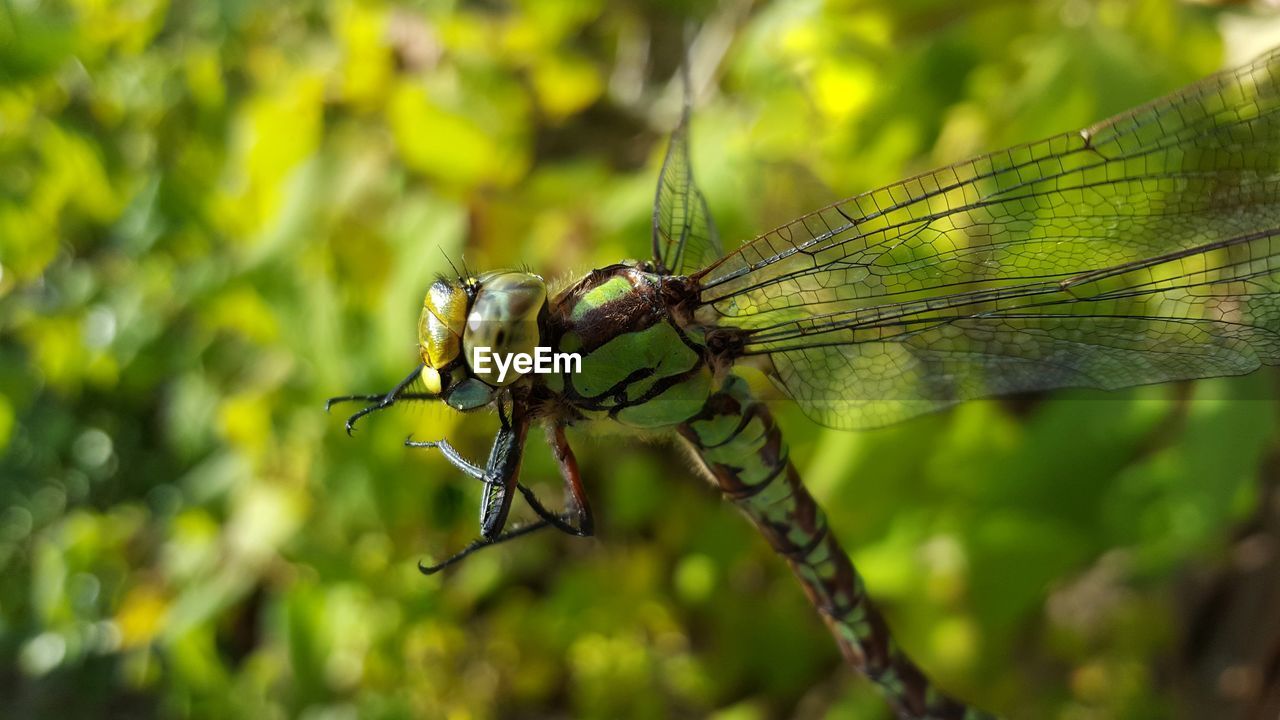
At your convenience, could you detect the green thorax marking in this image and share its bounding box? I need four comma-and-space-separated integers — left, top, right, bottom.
569, 275, 636, 323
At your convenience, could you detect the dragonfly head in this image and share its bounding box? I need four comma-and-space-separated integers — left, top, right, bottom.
418, 270, 548, 409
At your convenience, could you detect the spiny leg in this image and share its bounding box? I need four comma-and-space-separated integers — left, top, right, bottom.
408, 422, 596, 573
488, 420, 594, 537
325, 393, 386, 409
405, 436, 494, 484
415, 489, 590, 575
407, 430, 554, 574
514, 485, 590, 536
326, 392, 438, 413
326, 363, 427, 435
417, 520, 553, 575
546, 423, 594, 536
406, 432, 593, 536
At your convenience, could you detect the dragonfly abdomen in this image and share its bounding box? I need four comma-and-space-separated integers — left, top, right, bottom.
679, 374, 993, 720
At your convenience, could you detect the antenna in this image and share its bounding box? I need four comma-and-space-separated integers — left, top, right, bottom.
439, 246, 462, 282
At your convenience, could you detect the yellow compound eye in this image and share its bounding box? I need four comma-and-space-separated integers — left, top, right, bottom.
418, 279, 468, 369
463, 272, 547, 386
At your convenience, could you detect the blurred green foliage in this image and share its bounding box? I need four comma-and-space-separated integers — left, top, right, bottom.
4, 0, 1280, 718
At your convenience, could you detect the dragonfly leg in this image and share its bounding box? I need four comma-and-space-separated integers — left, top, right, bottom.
402, 434, 593, 533
404, 435, 502, 487
416, 422, 595, 574
407, 425, 594, 535
549, 424, 594, 536
324, 393, 385, 409
407, 426, 544, 572
503, 423, 596, 537
513, 484, 592, 537
326, 392, 437, 412
417, 520, 552, 575
404, 391, 520, 488
418, 486, 591, 575
415, 483, 591, 575
326, 364, 426, 435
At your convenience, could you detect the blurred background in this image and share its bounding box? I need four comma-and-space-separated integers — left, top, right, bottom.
5, 0, 1280, 718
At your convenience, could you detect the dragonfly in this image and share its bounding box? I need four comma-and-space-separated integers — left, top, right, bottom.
328, 46, 1280, 720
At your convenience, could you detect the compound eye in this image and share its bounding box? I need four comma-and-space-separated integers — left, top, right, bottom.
463, 272, 547, 386
419, 280, 468, 369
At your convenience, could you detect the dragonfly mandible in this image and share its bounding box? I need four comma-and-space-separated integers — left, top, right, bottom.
329, 46, 1280, 720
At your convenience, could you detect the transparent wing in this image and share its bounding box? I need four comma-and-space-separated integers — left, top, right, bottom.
694, 47, 1280, 430
653, 75, 721, 276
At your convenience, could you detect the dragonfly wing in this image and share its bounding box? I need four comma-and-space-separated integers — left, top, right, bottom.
696, 48, 1280, 430
652, 76, 721, 276
761, 230, 1280, 428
